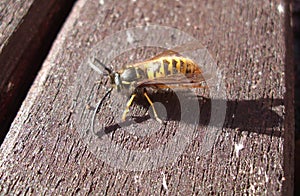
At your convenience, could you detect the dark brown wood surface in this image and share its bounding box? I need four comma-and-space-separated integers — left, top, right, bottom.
0, 0, 294, 195
293, 0, 300, 194
0, 0, 75, 142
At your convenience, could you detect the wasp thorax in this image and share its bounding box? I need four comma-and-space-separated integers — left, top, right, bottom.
111, 67, 144, 92
120, 67, 143, 82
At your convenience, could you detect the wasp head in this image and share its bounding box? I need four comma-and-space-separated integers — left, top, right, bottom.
110, 72, 122, 92
109, 70, 135, 94
88, 58, 142, 95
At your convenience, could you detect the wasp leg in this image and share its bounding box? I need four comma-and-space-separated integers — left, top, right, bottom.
122, 94, 137, 121
143, 92, 165, 124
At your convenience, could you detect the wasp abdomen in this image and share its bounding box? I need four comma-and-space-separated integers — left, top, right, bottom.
145, 57, 201, 80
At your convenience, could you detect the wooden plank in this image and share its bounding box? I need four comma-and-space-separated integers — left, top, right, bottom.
0, 0, 293, 195
293, 0, 300, 194
0, 0, 76, 142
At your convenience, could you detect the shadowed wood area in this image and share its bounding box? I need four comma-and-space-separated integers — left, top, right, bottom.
0, 0, 76, 142
0, 0, 293, 195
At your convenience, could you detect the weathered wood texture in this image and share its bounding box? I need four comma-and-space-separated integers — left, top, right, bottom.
293, 0, 300, 194
0, 0, 75, 142
0, 0, 293, 195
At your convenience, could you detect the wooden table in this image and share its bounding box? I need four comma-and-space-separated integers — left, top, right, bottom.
0, 0, 294, 194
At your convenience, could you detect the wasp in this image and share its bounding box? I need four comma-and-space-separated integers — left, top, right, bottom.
88, 43, 208, 130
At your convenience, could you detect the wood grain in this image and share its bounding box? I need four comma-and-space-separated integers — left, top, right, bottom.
0, 0, 293, 194
0, 0, 75, 142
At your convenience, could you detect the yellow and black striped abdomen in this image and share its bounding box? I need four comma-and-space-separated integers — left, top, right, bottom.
144, 57, 201, 80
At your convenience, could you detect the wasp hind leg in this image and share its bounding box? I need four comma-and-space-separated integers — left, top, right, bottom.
122, 94, 137, 121
143, 92, 165, 124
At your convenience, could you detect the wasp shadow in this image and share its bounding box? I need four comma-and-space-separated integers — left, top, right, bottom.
95, 90, 283, 138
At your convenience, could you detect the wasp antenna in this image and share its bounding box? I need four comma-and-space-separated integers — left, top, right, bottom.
94, 58, 113, 74
88, 57, 112, 75
88, 57, 105, 75
91, 87, 113, 134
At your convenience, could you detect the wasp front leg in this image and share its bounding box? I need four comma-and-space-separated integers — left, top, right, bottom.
122, 93, 137, 121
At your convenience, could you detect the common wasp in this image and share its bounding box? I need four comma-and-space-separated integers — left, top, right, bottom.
88, 43, 209, 130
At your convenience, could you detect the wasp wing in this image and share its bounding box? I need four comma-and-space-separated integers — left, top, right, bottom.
128, 50, 180, 68
136, 72, 210, 89
129, 41, 203, 66
146, 41, 203, 61
147, 50, 180, 60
